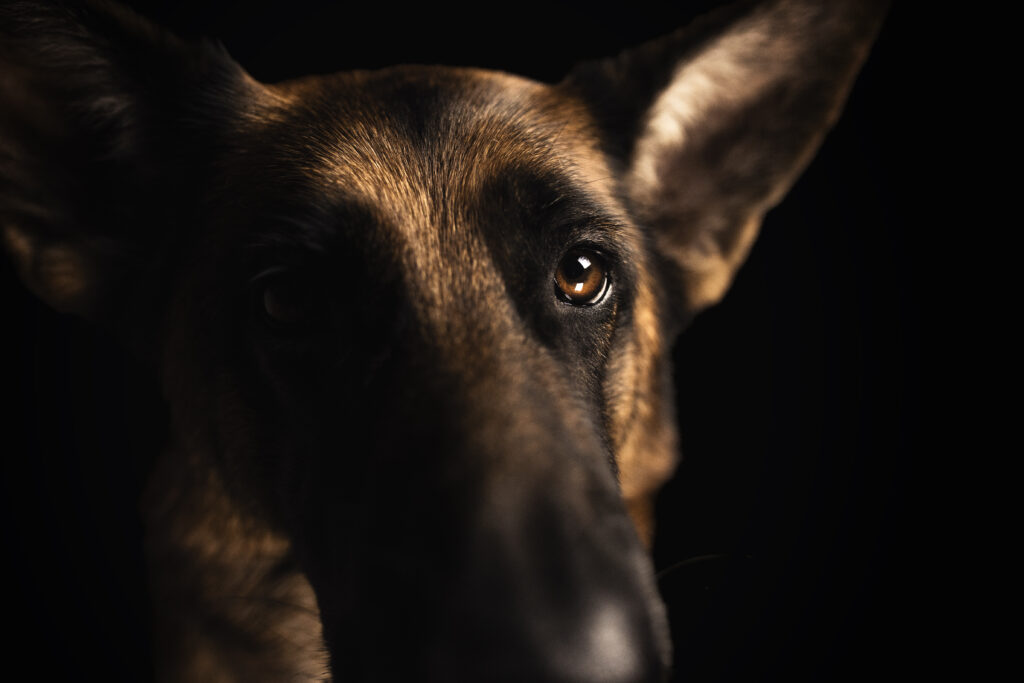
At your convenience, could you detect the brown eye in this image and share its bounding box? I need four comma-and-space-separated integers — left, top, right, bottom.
255, 270, 324, 330
554, 248, 611, 306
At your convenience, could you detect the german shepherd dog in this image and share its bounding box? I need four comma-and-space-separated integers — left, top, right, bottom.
1, 0, 888, 680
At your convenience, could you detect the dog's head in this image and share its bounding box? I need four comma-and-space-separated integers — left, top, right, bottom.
1, 1, 886, 680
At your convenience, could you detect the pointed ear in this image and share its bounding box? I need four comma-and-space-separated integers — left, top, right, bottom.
563, 0, 888, 313
0, 0, 257, 333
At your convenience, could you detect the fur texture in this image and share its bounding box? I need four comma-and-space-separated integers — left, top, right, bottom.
1, 1, 888, 680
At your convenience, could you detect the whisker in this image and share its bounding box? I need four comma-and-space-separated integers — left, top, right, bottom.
655, 553, 733, 581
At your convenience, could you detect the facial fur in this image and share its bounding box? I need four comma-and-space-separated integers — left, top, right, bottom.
1, 1, 888, 680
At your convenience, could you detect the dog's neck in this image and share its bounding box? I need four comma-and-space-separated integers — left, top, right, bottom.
143, 444, 329, 681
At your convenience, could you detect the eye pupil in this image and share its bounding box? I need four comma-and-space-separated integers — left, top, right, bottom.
554, 248, 610, 306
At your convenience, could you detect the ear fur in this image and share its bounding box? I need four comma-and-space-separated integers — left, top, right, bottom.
563, 0, 889, 313
0, 0, 253, 331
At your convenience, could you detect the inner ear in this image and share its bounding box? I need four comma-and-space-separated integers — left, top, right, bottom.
561, 0, 889, 313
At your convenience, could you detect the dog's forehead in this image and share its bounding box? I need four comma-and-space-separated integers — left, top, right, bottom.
259, 66, 622, 229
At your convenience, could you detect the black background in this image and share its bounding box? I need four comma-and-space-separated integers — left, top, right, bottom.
1, 1, 923, 681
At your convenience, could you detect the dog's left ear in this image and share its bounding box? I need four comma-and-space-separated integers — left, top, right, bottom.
563, 0, 888, 313
0, 0, 258, 341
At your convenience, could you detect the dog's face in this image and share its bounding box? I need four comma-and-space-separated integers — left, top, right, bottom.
1, 1, 887, 680
162, 67, 678, 676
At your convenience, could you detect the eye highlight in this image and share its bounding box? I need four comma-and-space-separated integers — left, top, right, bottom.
554, 248, 611, 306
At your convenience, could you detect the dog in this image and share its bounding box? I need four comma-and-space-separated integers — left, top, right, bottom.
0, 0, 888, 680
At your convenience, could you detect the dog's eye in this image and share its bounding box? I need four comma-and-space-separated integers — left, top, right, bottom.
554, 248, 611, 306
253, 269, 326, 331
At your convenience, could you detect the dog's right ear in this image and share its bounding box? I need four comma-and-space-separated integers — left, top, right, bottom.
1, 0, 259, 336
563, 0, 887, 315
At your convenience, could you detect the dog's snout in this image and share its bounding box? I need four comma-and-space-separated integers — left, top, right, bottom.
306, 306, 673, 680
316, 460, 671, 681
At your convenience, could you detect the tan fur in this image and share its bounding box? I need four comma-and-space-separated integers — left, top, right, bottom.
145, 446, 328, 682
609, 275, 680, 547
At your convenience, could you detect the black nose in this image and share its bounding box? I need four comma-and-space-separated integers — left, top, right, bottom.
545, 598, 665, 683
456, 594, 667, 683
404, 491, 671, 683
